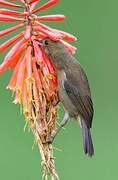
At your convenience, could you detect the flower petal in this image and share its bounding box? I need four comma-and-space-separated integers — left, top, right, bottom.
0, 23, 24, 38
41, 50, 55, 74
35, 14, 65, 21
25, 46, 32, 77
35, 32, 47, 39
7, 59, 21, 90
9, 46, 25, 68
29, 0, 39, 4
15, 55, 26, 103
19, 0, 25, 4
0, 39, 26, 74
60, 40, 77, 54
33, 40, 43, 63
52, 29, 77, 42
30, 1, 39, 12
24, 25, 31, 39
33, 0, 59, 13
0, 8, 28, 16
34, 25, 61, 41
0, 14, 24, 22
35, 22, 77, 42
16, 55, 26, 91
0, 31, 24, 53
32, 58, 43, 91
0, 0, 23, 8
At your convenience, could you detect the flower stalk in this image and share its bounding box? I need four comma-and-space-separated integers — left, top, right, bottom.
0, 0, 77, 179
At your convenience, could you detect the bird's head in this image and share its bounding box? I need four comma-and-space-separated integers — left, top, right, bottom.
37, 38, 68, 70
37, 38, 66, 58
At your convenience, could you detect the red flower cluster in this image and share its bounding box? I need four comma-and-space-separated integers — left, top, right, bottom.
0, 0, 77, 178
0, 0, 77, 122
0, 0, 77, 138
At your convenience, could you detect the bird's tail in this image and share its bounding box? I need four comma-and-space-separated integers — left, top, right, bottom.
80, 120, 94, 157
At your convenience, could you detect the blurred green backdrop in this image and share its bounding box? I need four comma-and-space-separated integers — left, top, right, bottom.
0, 0, 118, 179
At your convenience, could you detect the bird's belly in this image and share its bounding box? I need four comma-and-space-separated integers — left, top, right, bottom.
58, 86, 78, 117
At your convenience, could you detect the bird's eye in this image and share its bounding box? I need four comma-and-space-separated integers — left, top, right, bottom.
44, 40, 49, 45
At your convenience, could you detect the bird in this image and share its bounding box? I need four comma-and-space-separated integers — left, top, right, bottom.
37, 38, 94, 156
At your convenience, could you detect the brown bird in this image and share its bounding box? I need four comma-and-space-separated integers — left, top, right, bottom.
38, 38, 94, 156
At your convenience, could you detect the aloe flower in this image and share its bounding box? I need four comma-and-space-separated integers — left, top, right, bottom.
0, 0, 77, 179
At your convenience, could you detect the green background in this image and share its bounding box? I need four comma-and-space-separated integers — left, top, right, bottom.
0, 0, 118, 179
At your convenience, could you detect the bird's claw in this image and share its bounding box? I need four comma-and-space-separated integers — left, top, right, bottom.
46, 136, 54, 144
43, 135, 55, 144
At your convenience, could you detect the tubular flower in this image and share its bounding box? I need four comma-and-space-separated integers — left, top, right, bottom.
0, 0, 77, 179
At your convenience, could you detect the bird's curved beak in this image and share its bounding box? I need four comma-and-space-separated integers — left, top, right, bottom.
35, 39, 43, 47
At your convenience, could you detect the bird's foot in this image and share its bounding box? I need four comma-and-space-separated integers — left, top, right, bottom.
45, 135, 55, 144
43, 130, 56, 144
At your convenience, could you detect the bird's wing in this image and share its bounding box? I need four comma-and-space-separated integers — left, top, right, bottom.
63, 80, 93, 128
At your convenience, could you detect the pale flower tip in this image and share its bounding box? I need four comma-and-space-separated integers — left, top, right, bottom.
74, 37, 78, 41
6, 85, 16, 91
6, 86, 11, 90
13, 95, 22, 104
0, 64, 6, 74
13, 99, 19, 104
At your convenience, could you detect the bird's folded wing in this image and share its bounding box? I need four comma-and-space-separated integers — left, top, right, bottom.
63, 80, 93, 128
